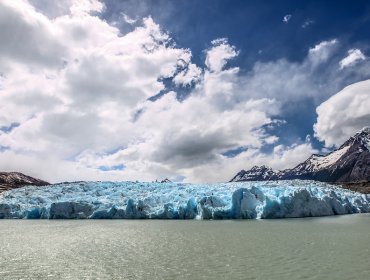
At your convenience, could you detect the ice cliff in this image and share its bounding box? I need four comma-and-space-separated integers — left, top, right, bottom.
0, 180, 369, 219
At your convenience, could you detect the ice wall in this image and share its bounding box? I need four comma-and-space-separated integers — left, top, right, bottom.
0, 180, 368, 219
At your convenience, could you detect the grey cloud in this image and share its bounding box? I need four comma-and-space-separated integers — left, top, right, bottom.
1, 0, 370, 183
151, 130, 236, 168
64, 56, 145, 108
40, 111, 104, 154
28, 0, 74, 18
0, 1, 67, 67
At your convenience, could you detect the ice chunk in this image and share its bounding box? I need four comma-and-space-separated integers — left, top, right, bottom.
0, 203, 12, 219
179, 198, 198, 219
261, 189, 334, 218
155, 203, 179, 219
90, 206, 125, 219
199, 196, 229, 220
49, 202, 94, 219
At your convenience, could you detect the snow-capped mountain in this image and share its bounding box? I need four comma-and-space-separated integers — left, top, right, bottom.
230, 127, 370, 183
160, 178, 172, 183
0, 172, 49, 192
230, 165, 277, 182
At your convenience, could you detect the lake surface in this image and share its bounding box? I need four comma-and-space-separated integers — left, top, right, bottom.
0, 215, 369, 280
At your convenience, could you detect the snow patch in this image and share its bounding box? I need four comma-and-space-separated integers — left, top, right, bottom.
310, 145, 350, 171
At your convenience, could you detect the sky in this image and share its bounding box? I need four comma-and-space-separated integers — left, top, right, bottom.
0, 0, 370, 183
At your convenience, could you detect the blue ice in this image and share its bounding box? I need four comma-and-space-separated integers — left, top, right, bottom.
0, 180, 368, 219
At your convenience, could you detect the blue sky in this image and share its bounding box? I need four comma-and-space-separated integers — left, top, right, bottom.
0, 0, 370, 183
100, 0, 370, 149
103, 0, 370, 63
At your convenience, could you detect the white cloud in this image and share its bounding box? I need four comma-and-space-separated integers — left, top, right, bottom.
0, 1, 279, 183
121, 13, 137, 25
301, 18, 314, 28
308, 39, 338, 66
339, 49, 366, 69
314, 79, 370, 147
1, 0, 369, 183
0, 0, 67, 68
185, 142, 316, 183
69, 0, 104, 15
0, 149, 124, 183
264, 135, 279, 144
283, 14, 292, 23
227, 38, 345, 108
173, 63, 202, 86
205, 38, 238, 72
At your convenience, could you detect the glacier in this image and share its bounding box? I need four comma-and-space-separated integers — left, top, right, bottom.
0, 180, 369, 219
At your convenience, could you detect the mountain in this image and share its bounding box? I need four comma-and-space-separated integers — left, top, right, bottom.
230, 127, 370, 187
230, 165, 277, 182
160, 178, 172, 183
0, 172, 49, 192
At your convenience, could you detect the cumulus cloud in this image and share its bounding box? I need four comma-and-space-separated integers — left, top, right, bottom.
0, 0, 66, 67
173, 63, 202, 86
0, 0, 281, 182
1, 0, 369, 183
314, 79, 370, 147
205, 38, 238, 72
224, 39, 354, 109
308, 39, 338, 66
339, 49, 366, 69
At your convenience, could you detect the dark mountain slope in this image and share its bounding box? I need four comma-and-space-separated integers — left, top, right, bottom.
0, 172, 49, 192
230, 127, 370, 192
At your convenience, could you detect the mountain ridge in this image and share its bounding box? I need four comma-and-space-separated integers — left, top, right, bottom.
0, 172, 49, 193
230, 127, 370, 189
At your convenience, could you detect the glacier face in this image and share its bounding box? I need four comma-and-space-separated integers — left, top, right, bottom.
0, 180, 369, 219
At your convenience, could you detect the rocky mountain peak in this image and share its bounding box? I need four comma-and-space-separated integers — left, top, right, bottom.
160, 178, 172, 183
340, 126, 370, 150
230, 165, 277, 182
230, 127, 370, 183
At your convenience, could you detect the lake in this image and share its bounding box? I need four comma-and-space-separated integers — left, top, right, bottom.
0, 214, 369, 279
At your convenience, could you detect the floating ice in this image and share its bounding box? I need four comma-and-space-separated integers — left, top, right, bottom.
0, 180, 368, 219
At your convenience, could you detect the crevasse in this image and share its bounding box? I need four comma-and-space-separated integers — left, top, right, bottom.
0, 180, 368, 219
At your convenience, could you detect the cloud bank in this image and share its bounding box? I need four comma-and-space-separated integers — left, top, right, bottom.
314, 79, 370, 147
0, 0, 369, 183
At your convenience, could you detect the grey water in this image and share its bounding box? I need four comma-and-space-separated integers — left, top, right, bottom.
0, 215, 369, 280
